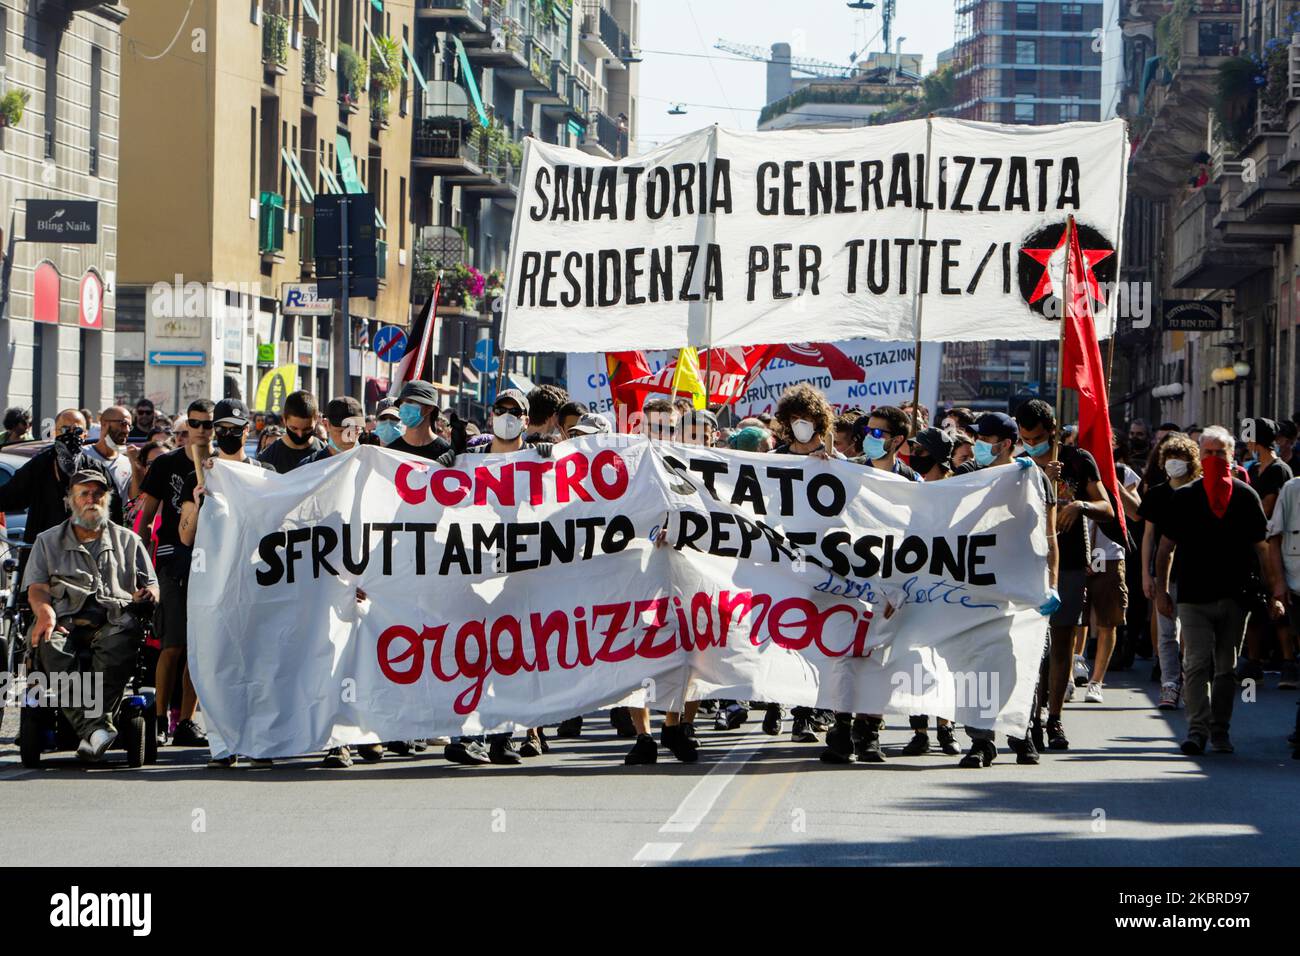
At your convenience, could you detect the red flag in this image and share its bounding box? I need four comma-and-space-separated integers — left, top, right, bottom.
605, 350, 655, 410
770, 343, 865, 382
620, 345, 779, 407
388, 281, 441, 399
1060, 219, 1126, 539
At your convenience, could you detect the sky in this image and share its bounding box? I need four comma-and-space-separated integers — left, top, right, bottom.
635, 0, 959, 150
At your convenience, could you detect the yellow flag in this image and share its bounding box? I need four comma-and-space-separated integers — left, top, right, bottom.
254, 364, 297, 414
669, 347, 707, 410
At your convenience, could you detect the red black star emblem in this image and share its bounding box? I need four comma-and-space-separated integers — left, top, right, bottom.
1017, 222, 1116, 319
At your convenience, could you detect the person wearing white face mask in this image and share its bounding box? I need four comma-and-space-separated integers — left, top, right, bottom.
84, 405, 134, 505
1140, 434, 1201, 710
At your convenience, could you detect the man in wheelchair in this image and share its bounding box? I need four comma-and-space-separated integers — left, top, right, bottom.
23, 469, 159, 761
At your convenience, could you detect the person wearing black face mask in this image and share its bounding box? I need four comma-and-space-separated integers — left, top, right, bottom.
257, 390, 323, 474
0, 408, 121, 576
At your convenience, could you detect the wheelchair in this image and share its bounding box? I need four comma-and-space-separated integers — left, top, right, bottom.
1, 537, 34, 732
17, 600, 160, 769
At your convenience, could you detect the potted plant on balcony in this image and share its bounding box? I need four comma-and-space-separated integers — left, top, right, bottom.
1260, 36, 1290, 122
485, 268, 506, 311
338, 43, 367, 113
1213, 55, 1261, 151
369, 35, 402, 128
262, 9, 290, 73
437, 262, 487, 312
0, 88, 30, 129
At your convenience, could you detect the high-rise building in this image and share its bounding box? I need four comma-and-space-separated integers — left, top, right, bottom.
0, 0, 128, 426
952, 0, 1105, 124
117, 0, 415, 414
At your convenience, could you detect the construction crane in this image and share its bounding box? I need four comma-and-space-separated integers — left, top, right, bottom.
713, 40, 857, 79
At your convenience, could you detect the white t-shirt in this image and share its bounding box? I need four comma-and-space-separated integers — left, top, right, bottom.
1089, 462, 1139, 562
83, 444, 133, 504
1267, 476, 1300, 593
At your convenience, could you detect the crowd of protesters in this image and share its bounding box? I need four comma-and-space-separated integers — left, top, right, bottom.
3, 380, 1298, 770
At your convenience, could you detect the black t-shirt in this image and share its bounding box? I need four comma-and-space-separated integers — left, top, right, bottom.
1249, 458, 1292, 502
385, 434, 451, 460
1137, 479, 1179, 537
1164, 479, 1267, 604
127, 425, 153, 444
1055, 446, 1102, 570
258, 436, 324, 474
951, 457, 1053, 507
140, 447, 197, 570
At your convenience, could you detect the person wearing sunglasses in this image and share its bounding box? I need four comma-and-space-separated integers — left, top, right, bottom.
84, 405, 135, 505
135, 399, 217, 751
849, 405, 925, 482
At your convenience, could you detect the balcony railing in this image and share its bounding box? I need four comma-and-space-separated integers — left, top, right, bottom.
591, 110, 626, 158
303, 37, 328, 93
597, 4, 625, 58
262, 12, 289, 72
259, 192, 286, 255
528, 36, 553, 86
416, 0, 484, 17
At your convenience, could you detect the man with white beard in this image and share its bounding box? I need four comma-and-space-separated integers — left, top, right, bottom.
23, 470, 158, 761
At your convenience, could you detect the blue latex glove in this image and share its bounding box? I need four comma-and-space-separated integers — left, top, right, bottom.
1038, 588, 1061, 616
1015, 456, 1033, 470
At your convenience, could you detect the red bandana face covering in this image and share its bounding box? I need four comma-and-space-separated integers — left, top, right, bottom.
1201, 455, 1234, 518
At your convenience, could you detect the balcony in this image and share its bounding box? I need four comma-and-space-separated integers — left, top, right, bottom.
579, 110, 626, 159
463, 13, 528, 70
580, 2, 615, 59
300, 212, 316, 276
259, 192, 286, 261
493, 34, 551, 90
303, 37, 328, 97
415, 0, 490, 39
532, 60, 570, 111
413, 121, 486, 176
262, 12, 290, 76
1170, 184, 1271, 288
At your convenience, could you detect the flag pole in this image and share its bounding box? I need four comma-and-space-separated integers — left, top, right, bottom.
908, 114, 936, 436
1052, 215, 1075, 492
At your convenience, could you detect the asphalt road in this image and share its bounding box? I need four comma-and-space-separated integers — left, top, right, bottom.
3, 668, 1296, 866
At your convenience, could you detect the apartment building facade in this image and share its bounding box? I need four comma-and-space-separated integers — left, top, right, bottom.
411, 0, 638, 413
0, 0, 126, 427
117, 0, 414, 415
1113, 0, 1300, 429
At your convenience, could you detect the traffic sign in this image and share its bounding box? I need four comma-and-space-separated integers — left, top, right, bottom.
373, 325, 407, 362
471, 338, 499, 374
148, 351, 206, 367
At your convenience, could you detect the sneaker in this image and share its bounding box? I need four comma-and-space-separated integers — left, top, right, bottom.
385, 740, 413, 756
87, 728, 116, 760
1234, 658, 1264, 685
355, 743, 384, 763
323, 746, 354, 769
901, 732, 931, 756
624, 733, 658, 765
718, 702, 748, 730
488, 737, 522, 765
1073, 654, 1090, 687
1158, 683, 1180, 710
610, 706, 637, 738
811, 709, 834, 732
519, 731, 545, 758
444, 740, 491, 765
1046, 716, 1069, 750
958, 739, 996, 768
429, 736, 452, 746
411, 739, 430, 752
206, 755, 239, 769
1209, 730, 1234, 754
852, 718, 886, 763
1180, 734, 1206, 756
555, 716, 584, 738
661, 724, 699, 763
246, 758, 273, 770
1084, 681, 1104, 704
1007, 735, 1039, 765
936, 723, 961, 756
791, 713, 819, 744
1279, 661, 1300, 690
820, 719, 856, 764
171, 718, 208, 748
1029, 714, 1045, 753
75, 738, 97, 762
761, 703, 784, 736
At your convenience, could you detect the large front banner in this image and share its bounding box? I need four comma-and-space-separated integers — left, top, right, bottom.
504, 119, 1127, 352
191, 443, 1051, 759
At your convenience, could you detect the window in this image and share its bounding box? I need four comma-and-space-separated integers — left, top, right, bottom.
1015, 68, 1036, 94
89, 47, 102, 175
1060, 98, 1081, 122
399, 175, 406, 251
1199, 21, 1235, 57
1062, 3, 1083, 31
250, 108, 258, 199
1016, 40, 1036, 65
1016, 2, 1037, 31
1061, 39, 1083, 65
44, 35, 60, 158
1014, 96, 1035, 123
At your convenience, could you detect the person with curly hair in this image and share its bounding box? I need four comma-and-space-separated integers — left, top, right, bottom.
772, 383, 836, 458
526, 384, 569, 442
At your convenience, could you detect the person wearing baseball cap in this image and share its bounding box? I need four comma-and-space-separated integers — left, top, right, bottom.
387, 381, 451, 461
908, 426, 955, 481
680, 408, 719, 447
304, 397, 367, 464
566, 412, 613, 438
373, 398, 404, 446
23, 466, 158, 762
